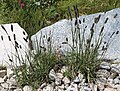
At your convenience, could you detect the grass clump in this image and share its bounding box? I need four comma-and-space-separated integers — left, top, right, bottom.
63, 5, 115, 83
14, 51, 59, 90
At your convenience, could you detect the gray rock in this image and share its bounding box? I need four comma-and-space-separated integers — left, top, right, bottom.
43, 84, 54, 91
0, 77, 4, 83
23, 85, 32, 91
111, 66, 120, 73
6, 77, 17, 87
31, 8, 120, 61
100, 62, 111, 70
0, 23, 30, 67
62, 76, 70, 85
114, 77, 120, 84
66, 83, 78, 91
49, 69, 62, 85
57, 84, 65, 90
78, 72, 84, 82
49, 69, 57, 81
0, 70, 7, 78
97, 69, 110, 78
40, 82, 47, 89
89, 83, 98, 91
96, 77, 107, 83
0, 88, 8, 91
114, 85, 120, 91
14, 87, 22, 91
108, 73, 118, 79
104, 87, 116, 91
55, 78, 62, 86
96, 83, 105, 90
74, 76, 80, 84
107, 78, 114, 84
7, 68, 14, 78
1, 82, 9, 89
84, 86, 92, 91
56, 73, 64, 79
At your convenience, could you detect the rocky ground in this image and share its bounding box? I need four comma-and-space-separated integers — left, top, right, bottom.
1, 60, 120, 91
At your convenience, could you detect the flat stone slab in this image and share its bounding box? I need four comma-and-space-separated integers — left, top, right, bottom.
31, 8, 120, 60
0, 23, 30, 67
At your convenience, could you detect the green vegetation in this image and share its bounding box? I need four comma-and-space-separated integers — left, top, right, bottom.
14, 52, 59, 90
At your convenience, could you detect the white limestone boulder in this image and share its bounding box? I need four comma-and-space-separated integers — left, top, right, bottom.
31, 8, 120, 61
0, 23, 30, 67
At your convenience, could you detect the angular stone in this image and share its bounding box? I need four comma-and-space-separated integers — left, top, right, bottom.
1, 82, 9, 89
96, 82, 105, 90
78, 72, 84, 82
43, 84, 54, 91
66, 83, 78, 91
100, 62, 111, 70
104, 87, 116, 91
97, 69, 110, 78
0, 88, 8, 91
74, 76, 80, 84
107, 78, 114, 84
56, 73, 64, 79
7, 68, 14, 78
98, 77, 107, 83
0, 23, 30, 67
3, 75, 8, 82
114, 77, 120, 84
109, 73, 118, 79
58, 84, 65, 90
23, 85, 32, 91
49, 69, 57, 81
106, 83, 115, 88
0, 70, 7, 78
62, 76, 70, 84
114, 85, 120, 91
37, 88, 42, 91
40, 82, 47, 89
84, 86, 91, 91
31, 8, 120, 61
6, 77, 17, 87
14, 87, 22, 91
0, 77, 4, 83
111, 66, 120, 73
89, 83, 98, 91
55, 78, 62, 86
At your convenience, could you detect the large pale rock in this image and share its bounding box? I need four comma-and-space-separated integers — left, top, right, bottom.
0, 23, 30, 67
31, 8, 120, 60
